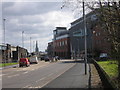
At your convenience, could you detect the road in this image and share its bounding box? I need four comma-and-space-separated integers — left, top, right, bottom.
43, 60, 89, 88
2, 60, 76, 88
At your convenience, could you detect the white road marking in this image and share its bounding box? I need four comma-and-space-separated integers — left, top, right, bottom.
47, 73, 54, 77
0, 74, 5, 77
36, 77, 46, 83
1, 74, 6, 76
22, 68, 27, 70
8, 74, 19, 78
23, 85, 31, 88
23, 71, 28, 74
23, 77, 46, 88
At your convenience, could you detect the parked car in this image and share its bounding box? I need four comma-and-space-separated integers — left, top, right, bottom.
44, 56, 50, 62
55, 56, 60, 61
19, 58, 30, 67
40, 55, 46, 60
29, 56, 38, 64
99, 53, 109, 60
41, 56, 45, 60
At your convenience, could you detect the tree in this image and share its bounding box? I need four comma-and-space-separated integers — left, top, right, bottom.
96, 1, 120, 81
62, 0, 120, 82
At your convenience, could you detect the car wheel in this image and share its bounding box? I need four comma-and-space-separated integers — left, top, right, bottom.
26, 64, 29, 67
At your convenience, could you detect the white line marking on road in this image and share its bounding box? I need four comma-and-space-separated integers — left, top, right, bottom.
23, 71, 28, 74
0, 75, 2, 77
8, 74, 19, 78
23, 85, 31, 88
36, 77, 46, 83
47, 73, 54, 77
0, 74, 6, 76
22, 68, 27, 70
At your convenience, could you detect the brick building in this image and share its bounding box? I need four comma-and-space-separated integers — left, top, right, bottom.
47, 10, 111, 59
53, 27, 71, 59
92, 24, 111, 56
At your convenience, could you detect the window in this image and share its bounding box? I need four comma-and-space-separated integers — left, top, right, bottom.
62, 41, 64, 46
96, 33, 98, 36
99, 32, 101, 36
91, 14, 97, 21
57, 42, 59, 46
60, 42, 62, 46
65, 40, 67, 45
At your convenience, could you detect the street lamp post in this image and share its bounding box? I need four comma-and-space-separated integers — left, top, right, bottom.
3, 19, 6, 45
22, 31, 24, 48
3, 18, 6, 66
83, 1, 87, 75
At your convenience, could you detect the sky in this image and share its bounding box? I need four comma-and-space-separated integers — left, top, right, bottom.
1, 0, 76, 52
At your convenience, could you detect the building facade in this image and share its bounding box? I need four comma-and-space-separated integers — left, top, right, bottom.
53, 27, 71, 59
0, 44, 28, 63
0, 44, 6, 63
47, 10, 111, 59
69, 11, 96, 59
92, 24, 111, 57
47, 42, 53, 58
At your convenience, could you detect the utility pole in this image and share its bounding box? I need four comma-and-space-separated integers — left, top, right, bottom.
22, 31, 24, 48
3, 19, 6, 45
83, 1, 87, 75
3, 18, 6, 65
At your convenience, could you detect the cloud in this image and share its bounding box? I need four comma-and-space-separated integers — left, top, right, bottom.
3, 2, 63, 16
41, 11, 74, 27
2, 2, 75, 52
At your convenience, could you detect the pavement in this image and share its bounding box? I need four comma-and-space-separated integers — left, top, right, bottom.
90, 63, 103, 89
43, 60, 90, 88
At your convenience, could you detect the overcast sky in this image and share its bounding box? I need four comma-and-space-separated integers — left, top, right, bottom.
1, 1, 77, 52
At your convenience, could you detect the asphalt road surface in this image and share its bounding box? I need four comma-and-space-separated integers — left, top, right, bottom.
43, 60, 89, 88
2, 60, 76, 88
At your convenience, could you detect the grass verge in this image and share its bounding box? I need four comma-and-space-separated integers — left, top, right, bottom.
0, 62, 18, 67
97, 60, 119, 88
97, 60, 118, 78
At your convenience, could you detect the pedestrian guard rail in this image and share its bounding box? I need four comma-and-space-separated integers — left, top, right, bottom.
92, 59, 119, 90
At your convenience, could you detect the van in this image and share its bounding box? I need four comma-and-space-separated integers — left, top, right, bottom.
29, 56, 38, 64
